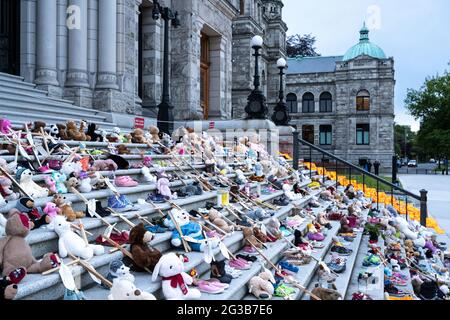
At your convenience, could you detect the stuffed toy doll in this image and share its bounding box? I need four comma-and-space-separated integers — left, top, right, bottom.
16, 168, 49, 199
152, 252, 201, 300
0, 176, 20, 201
16, 197, 51, 230
0, 210, 60, 277
48, 215, 104, 260
248, 268, 275, 299
104, 260, 135, 289
108, 278, 156, 300
125, 223, 160, 272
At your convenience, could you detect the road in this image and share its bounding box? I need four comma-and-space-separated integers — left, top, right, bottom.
399, 174, 450, 237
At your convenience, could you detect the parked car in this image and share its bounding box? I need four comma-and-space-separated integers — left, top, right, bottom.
429, 159, 436, 163
408, 160, 417, 167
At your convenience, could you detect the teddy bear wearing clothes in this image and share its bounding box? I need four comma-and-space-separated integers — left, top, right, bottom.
165, 208, 204, 252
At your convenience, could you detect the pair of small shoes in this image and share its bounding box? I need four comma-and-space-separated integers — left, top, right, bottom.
352, 292, 373, 300
197, 279, 229, 294
228, 258, 251, 270
146, 193, 166, 204
236, 254, 258, 262
362, 254, 381, 267
107, 194, 136, 212
330, 245, 353, 256
279, 260, 299, 274
85, 200, 112, 217
225, 265, 242, 278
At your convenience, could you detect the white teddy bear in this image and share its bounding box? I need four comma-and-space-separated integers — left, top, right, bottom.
49, 215, 104, 260
395, 216, 418, 240
17, 168, 49, 199
108, 278, 156, 300
152, 252, 201, 300
282, 184, 302, 201
141, 166, 157, 183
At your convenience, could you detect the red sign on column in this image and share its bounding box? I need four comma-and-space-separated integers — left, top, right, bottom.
134, 117, 145, 129
209, 121, 215, 129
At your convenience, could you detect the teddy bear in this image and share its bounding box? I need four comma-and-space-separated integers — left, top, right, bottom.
404, 239, 420, 258
253, 227, 269, 243
248, 268, 275, 299
104, 260, 135, 287
56, 124, 69, 140
16, 168, 49, 199
338, 217, 353, 234
77, 173, 92, 193
66, 176, 80, 192
108, 277, 156, 300
61, 162, 82, 177
116, 144, 131, 155
157, 177, 176, 200
310, 286, 342, 300
32, 121, 46, 134
0, 210, 60, 277
152, 252, 201, 300
53, 194, 85, 222
90, 159, 118, 172
148, 125, 160, 143
242, 227, 263, 249
283, 183, 302, 201
86, 123, 102, 142
125, 223, 160, 272
141, 167, 157, 183
208, 208, 233, 233
131, 128, 146, 144
0, 176, 20, 201
66, 121, 83, 141
43, 202, 61, 220
16, 197, 51, 230
51, 171, 68, 194
0, 118, 12, 134
164, 208, 208, 252
49, 215, 104, 260
266, 217, 282, 240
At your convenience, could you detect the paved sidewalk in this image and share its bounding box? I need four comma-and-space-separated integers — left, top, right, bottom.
399, 174, 450, 237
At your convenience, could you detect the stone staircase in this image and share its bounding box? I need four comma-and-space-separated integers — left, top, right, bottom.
0, 134, 392, 300
0, 72, 118, 130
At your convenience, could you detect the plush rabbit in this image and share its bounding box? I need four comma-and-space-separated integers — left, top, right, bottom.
157, 177, 176, 199
49, 215, 104, 260
152, 252, 201, 300
248, 268, 275, 299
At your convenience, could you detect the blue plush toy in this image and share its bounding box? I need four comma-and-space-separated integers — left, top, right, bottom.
165, 208, 204, 251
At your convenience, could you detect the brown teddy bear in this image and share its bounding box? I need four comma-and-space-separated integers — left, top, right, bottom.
53, 194, 85, 222
127, 223, 161, 272
56, 124, 69, 140
404, 239, 420, 258
148, 125, 160, 143
242, 227, 263, 249
116, 144, 131, 155
131, 129, 146, 144
310, 286, 342, 300
79, 121, 91, 141
253, 227, 268, 243
208, 208, 233, 233
32, 121, 46, 134
0, 210, 60, 277
66, 121, 83, 141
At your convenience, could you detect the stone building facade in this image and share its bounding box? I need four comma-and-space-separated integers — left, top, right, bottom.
2, 0, 286, 121
286, 26, 395, 171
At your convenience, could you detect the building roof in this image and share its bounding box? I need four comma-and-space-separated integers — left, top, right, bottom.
287, 56, 343, 74
343, 23, 387, 61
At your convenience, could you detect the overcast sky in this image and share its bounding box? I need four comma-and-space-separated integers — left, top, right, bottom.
282, 0, 450, 131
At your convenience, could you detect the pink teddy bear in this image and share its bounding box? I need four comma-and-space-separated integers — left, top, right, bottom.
43, 202, 61, 219
157, 177, 176, 199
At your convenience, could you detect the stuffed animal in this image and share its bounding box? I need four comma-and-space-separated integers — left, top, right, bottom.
339, 217, 353, 234
44, 176, 57, 194
49, 215, 104, 260
86, 123, 102, 142
157, 177, 176, 199
131, 129, 146, 144
395, 216, 418, 240
283, 184, 302, 201
127, 223, 160, 272
242, 227, 263, 249
90, 159, 118, 172
108, 278, 156, 300
0, 176, 20, 201
66, 121, 83, 141
51, 171, 68, 194
43, 202, 61, 219
16, 197, 50, 229
32, 121, 46, 134
56, 124, 69, 140
61, 162, 82, 177
105, 260, 135, 285
164, 208, 206, 252
66, 176, 80, 191
310, 286, 342, 300
266, 217, 282, 240
208, 208, 233, 233
152, 252, 201, 300
149, 126, 160, 143
16, 168, 49, 199
0, 118, 12, 134
235, 169, 247, 185
141, 167, 157, 183
0, 210, 60, 277
116, 144, 131, 155
77, 173, 92, 193
248, 268, 275, 299
53, 194, 85, 222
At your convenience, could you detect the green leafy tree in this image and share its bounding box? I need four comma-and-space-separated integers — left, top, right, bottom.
394, 124, 417, 160
286, 34, 321, 58
405, 70, 450, 162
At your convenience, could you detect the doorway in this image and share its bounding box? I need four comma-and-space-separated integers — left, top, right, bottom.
200, 32, 210, 120
0, 0, 20, 75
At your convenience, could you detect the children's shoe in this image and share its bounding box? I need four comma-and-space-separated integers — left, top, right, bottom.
236, 254, 258, 262
229, 259, 251, 270
108, 194, 136, 212
362, 254, 381, 267
279, 261, 299, 273
225, 265, 242, 278
8, 267, 27, 284
146, 193, 166, 204
115, 176, 139, 187
331, 245, 353, 256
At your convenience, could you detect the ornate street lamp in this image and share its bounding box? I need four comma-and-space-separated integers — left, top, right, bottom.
152, 0, 180, 135
271, 57, 290, 126
245, 35, 268, 119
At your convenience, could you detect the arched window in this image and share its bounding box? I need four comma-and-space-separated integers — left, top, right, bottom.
286, 93, 298, 113
356, 90, 370, 111
302, 92, 315, 113
319, 92, 332, 112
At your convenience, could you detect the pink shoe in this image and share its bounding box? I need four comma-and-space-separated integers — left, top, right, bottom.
243, 246, 257, 254
197, 280, 226, 294
229, 259, 251, 270
115, 176, 139, 187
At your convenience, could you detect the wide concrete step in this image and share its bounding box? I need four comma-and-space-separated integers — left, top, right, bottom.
0, 73, 36, 88
0, 83, 75, 105
16, 187, 300, 300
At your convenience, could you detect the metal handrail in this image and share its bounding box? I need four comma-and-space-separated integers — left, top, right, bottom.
295, 136, 421, 200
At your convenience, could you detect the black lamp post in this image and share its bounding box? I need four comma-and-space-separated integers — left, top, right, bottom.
152, 0, 180, 135
245, 35, 268, 119
271, 57, 290, 126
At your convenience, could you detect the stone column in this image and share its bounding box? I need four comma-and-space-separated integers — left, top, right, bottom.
97, 0, 118, 89
65, 0, 91, 107
35, 0, 59, 88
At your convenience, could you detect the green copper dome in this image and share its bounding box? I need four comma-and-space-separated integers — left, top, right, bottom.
343, 23, 387, 61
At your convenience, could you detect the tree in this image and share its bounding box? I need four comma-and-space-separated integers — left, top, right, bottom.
286, 34, 321, 58
394, 124, 416, 160
405, 70, 450, 161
